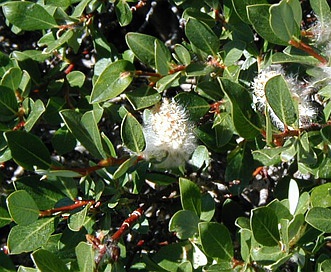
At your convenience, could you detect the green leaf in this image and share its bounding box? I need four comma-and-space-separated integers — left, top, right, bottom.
269, 0, 300, 42
223, 40, 246, 66
179, 178, 201, 217
311, 183, 331, 208
174, 44, 191, 65
213, 113, 234, 147
169, 210, 199, 239
0, 206, 12, 228
219, 78, 260, 139
126, 87, 161, 110
90, 60, 135, 103
155, 71, 181, 93
1, 67, 22, 92
252, 148, 283, 166
174, 92, 210, 122
121, 113, 145, 153
51, 127, 76, 155
251, 206, 280, 246
265, 75, 297, 126
60, 110, 103, 159
6, 190, 39, 226
185, 18, 220, 56
232, 0, 268, 24
68, 204, 90, 232
5, 131, 51, 171
115, 0, 133, 27
7, 217, 55, 254
24, 99, 45, 132
310, 0, 331, 27
66, 71, 85, 88
75, 242, 95, 272
306, 207, 331, 233
155, 39, 171, 75
200, 194, 215, 222
31, 249, 69, 272
15, 176, 66, 210
247, 4, 287, 45
81, 108, 107, 158
0, 86, 18, 122
112, 156, 138, 180
126, 32, 156, 67
190, 145, 210, 170
288, 179, 299, 215
2, 1, 57, 30
199, 222, 233, 261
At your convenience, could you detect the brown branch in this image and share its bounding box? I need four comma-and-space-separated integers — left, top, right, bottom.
289, 38, 328, 65
39, 200, 97, 217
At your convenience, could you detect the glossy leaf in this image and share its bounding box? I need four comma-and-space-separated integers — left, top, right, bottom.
219, 78, 260, 139
121, 113, 145, 153
5, 131, 51, 171
51, 127, 76, 155
155, 39, 171, 75
1, 67, 22, 91
0, 207, 12, 228
251, 206, 280, 246
247, 4, 287, 45
174, 44, 191, 65
66, 71, 85, 88
0, 87, 18, 122
288, 179, 299, 215
169, 210, 199, 239
270, 0, 300, 42
7, 217, 55, 254
232, 0, 268, 24
126, 32, 156, 67
24, 99, 45, 132
265, 75, 297, 126
2, 1, 57, 30
68, 204, 90, 231
311, 183, 331, 208
6, 190, 39, 226
60, 110, 104, 159
174, 92, 210, 122
126, 87, 161, 110
310, 0, 331, 27
306, 207, 331, 233
115, 0, 133, 27
179, 178, 201, 217
76, 242, 95, 272
185, 18, 220, 56
156, 71, 181, 93
90, 60, 135, 103
199, 222, 233, 261
32, 249, 69, 272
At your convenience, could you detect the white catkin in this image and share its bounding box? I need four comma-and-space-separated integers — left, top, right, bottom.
141, 98, 197, 169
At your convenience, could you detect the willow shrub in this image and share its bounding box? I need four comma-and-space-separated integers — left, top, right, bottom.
1, 0, 331, 271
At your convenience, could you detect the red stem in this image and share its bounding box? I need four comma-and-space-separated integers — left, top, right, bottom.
39, 200, 96, 217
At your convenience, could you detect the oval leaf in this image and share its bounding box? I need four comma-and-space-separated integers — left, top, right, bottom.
169, 210, 199, 239
185, 18, 220, 56
126, 32, 156, 67
199, 222, 233, 261
7, 190, 39, 226
32, 249, 69, 272
76, 242, 95, 272
251, 206, 280, 246
90, 60, 135, 103
306, 207, 331, 233
5, 131, 51, 171
121, 113, 145, 153
3, 1, 57, 30
7, 217, 55, 254
265, 75, 297, 126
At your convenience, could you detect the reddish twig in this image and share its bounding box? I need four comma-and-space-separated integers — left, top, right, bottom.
39, 200, 97, 217
87, 206, 145, 264
289, 38, 328, 64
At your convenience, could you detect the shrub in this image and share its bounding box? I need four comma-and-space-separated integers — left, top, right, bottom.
0, 0, 331, 271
